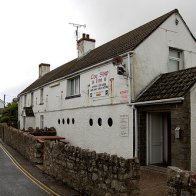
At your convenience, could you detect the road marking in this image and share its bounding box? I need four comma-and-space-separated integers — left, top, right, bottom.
0, 143, 60, 196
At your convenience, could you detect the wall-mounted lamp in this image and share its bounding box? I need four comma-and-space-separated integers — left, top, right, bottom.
175, 127, 181, 139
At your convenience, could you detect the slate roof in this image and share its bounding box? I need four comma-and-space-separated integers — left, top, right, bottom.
20, 9, 195, 95
135, 67, 196, 102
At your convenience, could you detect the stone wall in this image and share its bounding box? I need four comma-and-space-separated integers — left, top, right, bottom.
0, 123, 4, 138
0, 124, 43, 164
0, 123, 140, 195
167, 166, 196, 195
43, 141, 140, 196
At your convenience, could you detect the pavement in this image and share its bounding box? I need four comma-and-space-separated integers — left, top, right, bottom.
0, 140, 80, 196
140, 166, 168, 196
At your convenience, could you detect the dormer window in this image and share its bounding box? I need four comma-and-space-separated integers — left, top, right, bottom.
168, 48, 184, 72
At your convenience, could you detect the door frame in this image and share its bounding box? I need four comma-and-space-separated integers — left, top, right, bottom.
146, 112, 171, 166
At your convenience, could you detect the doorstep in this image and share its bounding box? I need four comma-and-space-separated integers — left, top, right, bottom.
141, 165, 167, 173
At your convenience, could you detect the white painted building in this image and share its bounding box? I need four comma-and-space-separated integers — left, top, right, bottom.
18, 9, 196, 170
0, 99, 4, 108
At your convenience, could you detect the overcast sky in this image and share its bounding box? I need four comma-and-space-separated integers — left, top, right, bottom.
0, 0, 196, 103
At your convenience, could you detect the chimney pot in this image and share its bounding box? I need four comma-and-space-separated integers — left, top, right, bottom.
82, 33, 85, 38
77, 33, 96, 57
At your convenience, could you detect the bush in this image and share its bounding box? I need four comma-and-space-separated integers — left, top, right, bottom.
0, 102, 18, 128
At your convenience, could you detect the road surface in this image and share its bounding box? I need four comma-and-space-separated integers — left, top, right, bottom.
0, 143, 57, 196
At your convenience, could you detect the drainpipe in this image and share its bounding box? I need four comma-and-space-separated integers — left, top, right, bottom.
127, 53, 131, 104
132, 105, 138, 158
127, 52, 137, 158
127, 52, 134, 103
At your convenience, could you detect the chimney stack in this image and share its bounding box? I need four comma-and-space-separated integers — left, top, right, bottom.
77, 33, 95, 57
39, 63, 50, 78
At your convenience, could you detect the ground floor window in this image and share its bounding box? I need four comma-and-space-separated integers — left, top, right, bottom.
40, 115, 44, 129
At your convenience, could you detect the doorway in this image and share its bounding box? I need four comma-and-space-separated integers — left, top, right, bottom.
147, 112, 171, 166
23, 116, 26, 130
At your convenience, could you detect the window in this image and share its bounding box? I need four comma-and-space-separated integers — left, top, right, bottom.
168, 48, 184, 72
24, 95, 27, 107
98, 118, 102, 126
31, 92, 34, 106
40, 88, 44, 104
67, 76, 80, 97
89, 118, 93, 126
108, 118, 113, 127
40, 115, 44, 129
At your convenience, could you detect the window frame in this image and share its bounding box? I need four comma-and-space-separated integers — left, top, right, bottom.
40, 88, 44, 104
31, 92, 34, 106
24, 95, 27, 107
40, 115, 44, 129
168, 48, 184, 72
66, 76, 81, 99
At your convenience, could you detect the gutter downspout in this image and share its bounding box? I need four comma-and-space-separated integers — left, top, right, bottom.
127, 52, 137, 158
127, 53, 131, 104
132, 105, 138, 157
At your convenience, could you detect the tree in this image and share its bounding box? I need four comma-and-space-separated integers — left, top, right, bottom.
0, 102, 18, 128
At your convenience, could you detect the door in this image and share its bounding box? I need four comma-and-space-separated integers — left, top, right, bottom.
147, 112, 168, 165
23, 116, 26, 130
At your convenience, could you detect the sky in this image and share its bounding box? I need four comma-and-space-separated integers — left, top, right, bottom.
0, 0, 196, 103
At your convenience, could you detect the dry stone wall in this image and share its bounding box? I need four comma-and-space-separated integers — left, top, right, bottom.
167, 166, 196, 195
43, 141, 140, 196
0, 124, 140, 195
0, 124, 43, 164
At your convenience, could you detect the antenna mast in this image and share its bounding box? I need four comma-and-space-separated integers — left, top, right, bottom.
69, 23, 86, 42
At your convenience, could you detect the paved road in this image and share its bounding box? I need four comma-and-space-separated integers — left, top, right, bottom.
0, 144, 51, 196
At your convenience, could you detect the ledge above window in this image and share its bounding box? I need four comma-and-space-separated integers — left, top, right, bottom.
65, 94, 81, 99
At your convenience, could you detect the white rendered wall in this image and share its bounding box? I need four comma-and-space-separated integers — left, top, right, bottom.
191, 83, 196, 171
18, 58, 133, 158
26, 59, 130, 115
133, 13, 196, 99
43, 104, 133, 158
25, 117, 35, 130
0, 100, 4, 108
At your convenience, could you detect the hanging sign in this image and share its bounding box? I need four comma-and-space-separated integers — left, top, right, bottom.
89, 71, 109, 98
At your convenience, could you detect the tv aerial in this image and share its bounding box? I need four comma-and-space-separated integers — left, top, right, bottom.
69, 23, 86, 41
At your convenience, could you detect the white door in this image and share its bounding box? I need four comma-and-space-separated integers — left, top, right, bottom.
149, 113, 163, 164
